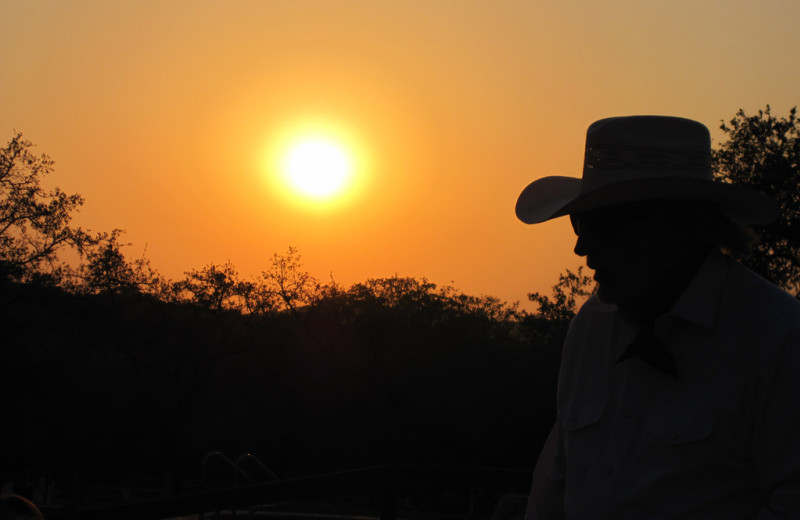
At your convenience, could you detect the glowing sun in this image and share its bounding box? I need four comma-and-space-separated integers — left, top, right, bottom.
281, 137, 354, 200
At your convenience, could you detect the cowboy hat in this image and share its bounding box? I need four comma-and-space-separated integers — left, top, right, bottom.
515, 115, 779, 225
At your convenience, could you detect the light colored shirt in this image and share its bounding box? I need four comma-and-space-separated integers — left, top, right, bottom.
527, 250, 800, 519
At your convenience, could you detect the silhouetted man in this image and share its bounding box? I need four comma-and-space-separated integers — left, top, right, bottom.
515, 116, 800, 519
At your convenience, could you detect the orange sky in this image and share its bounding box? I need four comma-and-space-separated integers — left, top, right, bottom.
2, 1, 799, 309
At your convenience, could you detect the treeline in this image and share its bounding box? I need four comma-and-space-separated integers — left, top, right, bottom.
2, 256, 586, 483
1, 133, 593, 484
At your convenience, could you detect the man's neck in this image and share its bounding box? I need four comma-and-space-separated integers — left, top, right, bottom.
617, 247, 712, 324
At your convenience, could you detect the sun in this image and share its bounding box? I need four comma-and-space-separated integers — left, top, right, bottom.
282, 138, 353, 199
263, 120, 368, 211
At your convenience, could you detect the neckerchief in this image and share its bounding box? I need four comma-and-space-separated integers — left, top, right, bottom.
617, 323, 679, 378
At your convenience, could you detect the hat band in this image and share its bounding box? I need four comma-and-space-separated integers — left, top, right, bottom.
585, 144, 710, 171
582, 144, 712, 193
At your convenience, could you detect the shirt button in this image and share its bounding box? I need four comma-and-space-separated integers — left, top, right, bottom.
670, 433, 678, 441
570, 420, 577, 428
606, 467, 614, 475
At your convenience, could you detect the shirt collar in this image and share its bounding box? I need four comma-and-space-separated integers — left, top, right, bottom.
667, 248, 729, 330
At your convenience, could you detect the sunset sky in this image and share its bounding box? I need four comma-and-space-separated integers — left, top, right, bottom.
2, 1, 799, 309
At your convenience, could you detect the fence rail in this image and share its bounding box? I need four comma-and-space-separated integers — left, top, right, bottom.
47, 465, 531, 520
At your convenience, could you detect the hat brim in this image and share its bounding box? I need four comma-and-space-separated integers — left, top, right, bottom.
516, 176, 779, 225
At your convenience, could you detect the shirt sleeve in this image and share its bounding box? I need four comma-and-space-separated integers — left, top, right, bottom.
753, 327, 800, 519
526, 422, 565, 520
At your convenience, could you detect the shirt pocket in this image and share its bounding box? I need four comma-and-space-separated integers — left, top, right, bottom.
561, 398, 605, 483
647, 410, 715, 446
641, 409, 719, 477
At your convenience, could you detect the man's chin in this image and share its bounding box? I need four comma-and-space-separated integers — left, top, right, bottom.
596, 283, 625, 304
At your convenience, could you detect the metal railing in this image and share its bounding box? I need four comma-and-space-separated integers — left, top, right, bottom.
47, 464, 531, 520
234, 453, 280, 483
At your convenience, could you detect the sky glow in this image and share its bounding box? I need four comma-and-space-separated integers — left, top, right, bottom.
2, 1, 798, 308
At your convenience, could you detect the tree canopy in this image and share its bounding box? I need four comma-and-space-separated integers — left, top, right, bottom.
0, 133, 97, 284
712, 106, 800, 296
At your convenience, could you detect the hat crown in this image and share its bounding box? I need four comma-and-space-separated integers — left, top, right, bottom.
582, 116, 712, 192
514, 114, 778, 225
586, 115, 710, 149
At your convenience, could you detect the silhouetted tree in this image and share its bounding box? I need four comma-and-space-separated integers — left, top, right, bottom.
171, 261, 245, 311
260, 246, 321, 312
160, 250, 321, 315
76, 229, 162, 295
0, 132, 98, 283
521, 267, 594, 397
712, 106, 800, 296
526, 267, 593, 325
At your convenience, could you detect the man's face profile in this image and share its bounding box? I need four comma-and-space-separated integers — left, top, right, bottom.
570, 202, 685, 306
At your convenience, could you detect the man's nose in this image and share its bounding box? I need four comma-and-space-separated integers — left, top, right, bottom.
574, 234, 590, 257
574, 236, 589, 256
